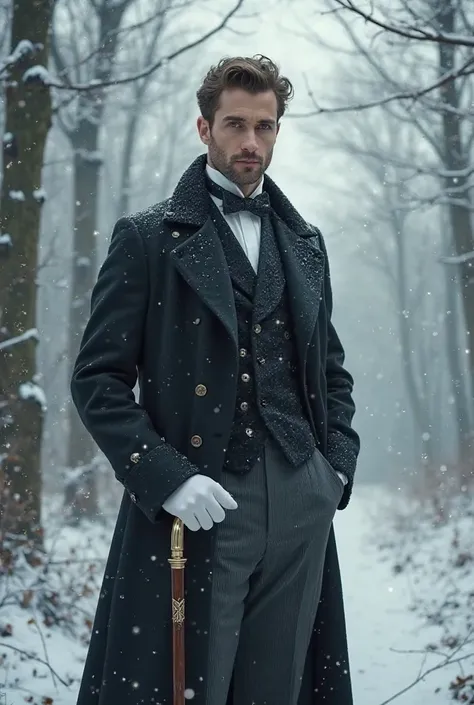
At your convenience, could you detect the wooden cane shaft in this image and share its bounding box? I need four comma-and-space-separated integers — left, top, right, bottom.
169, 518, 186, 705
171, 568, 185, 705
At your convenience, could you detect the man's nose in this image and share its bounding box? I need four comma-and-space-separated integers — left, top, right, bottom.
241, 130, 258, 152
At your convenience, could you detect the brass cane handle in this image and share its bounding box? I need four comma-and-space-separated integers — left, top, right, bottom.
169, 517, 186, 568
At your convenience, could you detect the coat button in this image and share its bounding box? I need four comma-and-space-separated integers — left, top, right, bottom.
130, 452, 140, 463
193, 317, 201, 325
240, 401, 249, 411
130, 492, 137, 503
253, 323, 262, 334
245, 428, 254, 437
239, 348, 247, 357
171, 230, 180, 238
191, 434, 203, 447
195, 384, 207, 396
241, 373, 250, 382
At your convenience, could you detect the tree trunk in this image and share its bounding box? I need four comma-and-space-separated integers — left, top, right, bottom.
392, 212, 435, 468
117, 103, 140, 217
437, 1, 474, 465
64, 0, 130, 521
0, 0, 53, 552
442, 231, 472, 460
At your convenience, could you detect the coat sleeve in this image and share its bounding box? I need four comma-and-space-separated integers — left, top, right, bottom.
70, 218, 200, 523
317, 229, 360, 510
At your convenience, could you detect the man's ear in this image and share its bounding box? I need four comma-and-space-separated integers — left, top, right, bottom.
197, 116, 210, 145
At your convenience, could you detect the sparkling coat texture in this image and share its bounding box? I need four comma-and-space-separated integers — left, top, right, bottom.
70, 154, 360, 705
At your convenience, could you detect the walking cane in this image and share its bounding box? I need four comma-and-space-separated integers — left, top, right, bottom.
168, 517, 186, 705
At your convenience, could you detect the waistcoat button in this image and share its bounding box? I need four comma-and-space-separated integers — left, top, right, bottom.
245, 428, 254, 437
190, 434, 203, 447
240, 402, 249, 411
241, 373, 250, 382
239, 348, 247, 357
195, 384, 207, 396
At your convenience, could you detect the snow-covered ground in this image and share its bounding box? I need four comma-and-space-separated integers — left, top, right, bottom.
337, 486, 473, 704
1, 485, 473, 704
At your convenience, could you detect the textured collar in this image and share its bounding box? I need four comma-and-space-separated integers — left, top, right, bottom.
163, 153, 319, 239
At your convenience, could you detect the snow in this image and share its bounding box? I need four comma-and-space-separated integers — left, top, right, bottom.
22, 65, 51, 85
7, 40, 35, 65
33, 188, 47, 203
18, 381, 47, 411
336, 486, 473, 703
0, 233, 12, 247
9, 190, 25, 201
1, 485, 472, 704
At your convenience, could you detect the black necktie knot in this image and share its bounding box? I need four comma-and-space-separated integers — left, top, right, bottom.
206, 176, 270, 218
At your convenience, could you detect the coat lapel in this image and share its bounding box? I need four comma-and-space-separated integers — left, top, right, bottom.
164, 155, 238, 349
253, 215, 285, 323
209, 202, 256, 303
168, 220, 238, 349
272, 215, 325, 370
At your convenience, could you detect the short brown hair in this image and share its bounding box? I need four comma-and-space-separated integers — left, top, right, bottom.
196, 55, 294, 126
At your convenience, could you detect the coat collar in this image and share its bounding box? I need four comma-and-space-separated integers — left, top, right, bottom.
167, 154, 325, 364
163, 153, 320, 241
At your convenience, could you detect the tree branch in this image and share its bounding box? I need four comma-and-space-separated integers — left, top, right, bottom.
46, 0, 245, 92
333, 0, 474, 48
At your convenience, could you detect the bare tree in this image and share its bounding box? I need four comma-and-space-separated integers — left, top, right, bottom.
292, 0, 474, 465
0, 0, 53, 547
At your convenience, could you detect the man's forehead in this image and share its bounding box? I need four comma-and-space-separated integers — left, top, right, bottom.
217, 88, 277, 115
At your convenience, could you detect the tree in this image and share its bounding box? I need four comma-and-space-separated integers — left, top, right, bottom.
0, 0, 54, 549
293, 0, 474, 467
52, 0, 140, 519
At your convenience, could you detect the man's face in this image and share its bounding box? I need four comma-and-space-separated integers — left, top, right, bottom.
197, 88, 280, 195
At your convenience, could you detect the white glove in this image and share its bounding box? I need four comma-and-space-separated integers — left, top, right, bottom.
162, 473, 238, 531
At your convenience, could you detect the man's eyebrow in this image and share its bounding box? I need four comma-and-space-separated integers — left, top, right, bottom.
223, 115, 276, 126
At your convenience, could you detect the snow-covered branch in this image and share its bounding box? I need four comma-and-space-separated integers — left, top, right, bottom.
439, 251, 474, 265
0, 328, 39, 351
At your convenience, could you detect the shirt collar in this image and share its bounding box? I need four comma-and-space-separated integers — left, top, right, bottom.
206, 162, 263, 200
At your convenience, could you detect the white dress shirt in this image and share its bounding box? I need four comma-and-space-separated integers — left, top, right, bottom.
205, 162, 348, 488
206, 163, 262, 273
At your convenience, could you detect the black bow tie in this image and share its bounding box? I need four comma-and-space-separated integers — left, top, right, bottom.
206, 176, 271, 218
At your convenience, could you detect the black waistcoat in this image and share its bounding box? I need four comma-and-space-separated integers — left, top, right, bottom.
209, 199, 316, 473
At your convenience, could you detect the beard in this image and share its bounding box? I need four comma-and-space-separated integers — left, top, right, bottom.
208, 137, 272, 188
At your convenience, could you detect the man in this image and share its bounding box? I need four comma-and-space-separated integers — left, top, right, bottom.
71, 55, 360, 705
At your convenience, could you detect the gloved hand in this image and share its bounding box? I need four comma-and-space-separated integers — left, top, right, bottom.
162, 473, 238, 531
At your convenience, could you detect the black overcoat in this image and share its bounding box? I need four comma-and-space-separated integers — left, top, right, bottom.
71, 154, 360, 705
